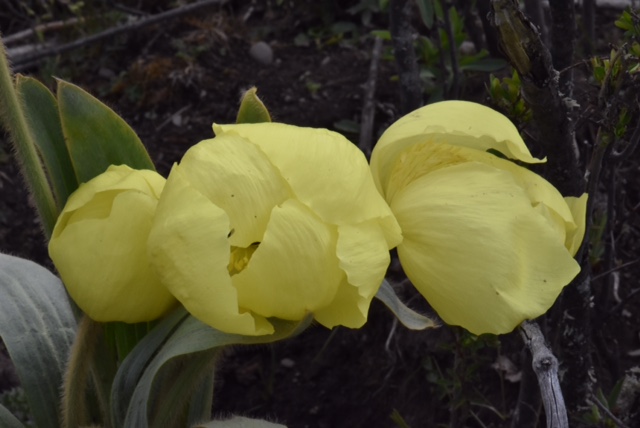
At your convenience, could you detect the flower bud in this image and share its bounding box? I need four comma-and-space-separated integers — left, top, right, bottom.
49, 165, 176, 322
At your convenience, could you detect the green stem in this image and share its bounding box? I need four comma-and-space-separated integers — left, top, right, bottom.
62, 316, 115, 428
0, 36, 58, 237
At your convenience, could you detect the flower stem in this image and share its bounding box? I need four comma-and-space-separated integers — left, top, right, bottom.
62, 316, 115, 428
0, 35, 58, 237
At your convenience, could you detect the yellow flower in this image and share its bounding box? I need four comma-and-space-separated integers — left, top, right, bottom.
48, 165, 176, 323
370, 101, 587, 335
148, 123, 401, 336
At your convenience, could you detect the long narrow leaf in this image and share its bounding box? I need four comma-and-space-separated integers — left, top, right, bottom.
122, 315, 311, 428
16, 75, 78, 210
375, 280, 439, 330
57, 79, 155, 183
0, 254, 77, 428
194, 416, 287, 428
111, 306, 189, 427
0, 403, 26, 428
0, 38, 58, 236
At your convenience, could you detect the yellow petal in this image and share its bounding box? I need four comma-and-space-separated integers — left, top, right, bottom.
314, 221, 390, 328
313, 276, 367, 329
371, 100, 544, 198
178, 135, 291, 248
214, 122, 402, 248
564, 193, 588, 255
49, 167, 175, 322
384, 141, 583, 255
233, 199, 343, 320
393, 162, 580, 335
148, 165, 273, 335
53, 164, 164, 232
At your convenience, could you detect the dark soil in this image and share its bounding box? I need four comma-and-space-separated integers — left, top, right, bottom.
1, 2, 640, 427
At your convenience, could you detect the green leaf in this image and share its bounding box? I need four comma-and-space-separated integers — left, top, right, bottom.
111, 306, 189, 428
0, 403, 25, 428
236, 87, 272, 124
416, 0, 435, 29
57, 79, 155, 183
194, 416, 287, 428
370, 30, 391, 40
0, 253, 77, 428
459, 57, 508, 73
0, 38, 58, 237
333, 119, 360, 134
16, 75, 78, 210
118, 311, 310, 428
375, 280, 438, 330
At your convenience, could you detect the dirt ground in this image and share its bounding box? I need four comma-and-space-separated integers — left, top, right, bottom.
1, 1, 640, 427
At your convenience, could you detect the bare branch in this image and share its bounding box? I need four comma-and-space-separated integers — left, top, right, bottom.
587, 395, 631, 428
359, 37, 383, 157
8, 0, 228, 71
520, 321, 569, 428
489, 0, 584, 196
2, 17, 84, 46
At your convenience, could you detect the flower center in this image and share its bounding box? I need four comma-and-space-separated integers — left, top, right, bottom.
228, 242, 260, 276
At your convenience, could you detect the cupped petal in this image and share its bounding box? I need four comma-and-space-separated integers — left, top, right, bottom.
214, 122, 402, 248
393, 162, 580, 335
461, 148, 587, 254
383, 141, 584, 255
232, 199, 343, 320
148, 164, 273, 336
315, 221, 390, 328
49, 189, 176, 322
178, 135, 292, 248
371, 100, 543, 198
53, 165, 164, 233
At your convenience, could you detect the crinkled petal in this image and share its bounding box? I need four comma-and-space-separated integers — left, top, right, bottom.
233, 199, 343, 320
314, 276, 366, 329
214, 122, 402, 248
178, 135, 292, 248
393, 162, 580, 335
148, 165, 273, 335
314, 221, 390, 328
49, 190, 175, 322
371, 100, 544, 198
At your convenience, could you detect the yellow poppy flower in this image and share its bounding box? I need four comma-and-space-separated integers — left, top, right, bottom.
148, 123, 401, 336
370, 101, 587, 335
48, 165, 177, 323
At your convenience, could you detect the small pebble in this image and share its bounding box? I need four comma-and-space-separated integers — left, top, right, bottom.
249, 41, 274, 65
280, 358, 295, 368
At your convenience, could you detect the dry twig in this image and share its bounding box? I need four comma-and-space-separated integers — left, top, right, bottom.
7, 0, 228, 71
359, 37, 384, 157
520, 321, 569, 428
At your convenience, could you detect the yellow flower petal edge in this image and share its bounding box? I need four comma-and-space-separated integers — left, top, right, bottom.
314, 221, 390, 328
49, 165, 176, 323
233, 199, 343, 320
371, 100, 544, 198
177, 135, 291, 248
214, 122, 402, 249
392, 162, 580, 335
148, 164, 273, 336
384, 141, 586, 256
